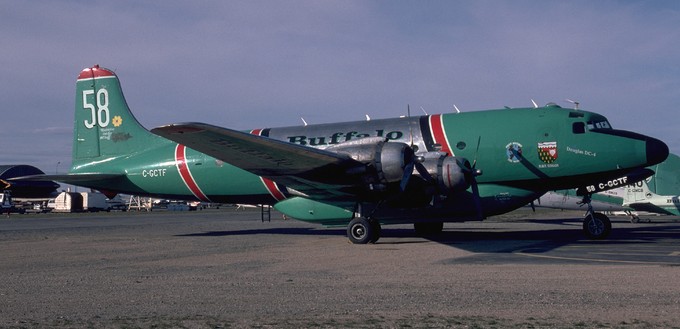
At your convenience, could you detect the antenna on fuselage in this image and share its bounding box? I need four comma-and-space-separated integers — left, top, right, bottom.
407, 105, 413, 145
531, 99, 539, 108
365, 114, 371, 121
453, 104, 461, 113
301, 117, 308, 126
420, 106, 428, 115
566, 99, 580, 110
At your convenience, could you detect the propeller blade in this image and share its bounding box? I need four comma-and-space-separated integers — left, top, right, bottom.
415, 162, 434, 183
400, 161, 415, 191
458, 156, 483, 220
470, 180, 482, 218
470, 176, 483, 220
472, 136, 481, 169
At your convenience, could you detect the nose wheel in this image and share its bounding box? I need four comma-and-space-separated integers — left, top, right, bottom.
580, 194, 612, 239
583, 212, 612, 239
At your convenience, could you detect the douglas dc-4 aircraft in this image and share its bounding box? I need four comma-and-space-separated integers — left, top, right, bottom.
15, 65, 669, 243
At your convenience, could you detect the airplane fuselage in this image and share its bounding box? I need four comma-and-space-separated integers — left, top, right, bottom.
71, 105, 664, 224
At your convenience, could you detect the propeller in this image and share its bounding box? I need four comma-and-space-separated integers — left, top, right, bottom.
467, 136, 483, 220
400, 105, 416, 191
400, 147, 415, 191
399, 104, 435, 191
399, 150, 434, 191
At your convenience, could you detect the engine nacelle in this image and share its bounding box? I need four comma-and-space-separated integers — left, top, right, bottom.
326, 137, 413, 189
418, 154, 471, 193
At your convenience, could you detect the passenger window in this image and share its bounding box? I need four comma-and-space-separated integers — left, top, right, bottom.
572, 122, 585, 134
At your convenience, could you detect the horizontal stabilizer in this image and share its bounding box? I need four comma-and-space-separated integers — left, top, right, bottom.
10, 173, 125, 184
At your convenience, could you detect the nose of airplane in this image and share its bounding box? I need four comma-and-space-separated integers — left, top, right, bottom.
646, 136, 669, 166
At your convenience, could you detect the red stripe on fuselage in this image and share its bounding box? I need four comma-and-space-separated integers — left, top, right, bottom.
175, 144, 211, 202
250, 130, 286, 202
429, 114, 452, 155
260, 177, 286, 202
250, 129, 263, 136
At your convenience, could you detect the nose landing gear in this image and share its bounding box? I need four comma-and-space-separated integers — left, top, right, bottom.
580, 194, 612, 239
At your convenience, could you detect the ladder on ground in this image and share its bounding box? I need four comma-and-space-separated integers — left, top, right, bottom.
128, 195, 152, 211
261, 205, 271, 222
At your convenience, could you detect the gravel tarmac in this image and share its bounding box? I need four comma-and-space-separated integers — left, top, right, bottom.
1, 208, 679, 328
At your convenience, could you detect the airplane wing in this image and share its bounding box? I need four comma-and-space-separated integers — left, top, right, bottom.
151, 123, 367, 197
623, 202, 676, 216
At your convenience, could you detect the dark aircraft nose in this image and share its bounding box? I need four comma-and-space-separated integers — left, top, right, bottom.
646, 136, 669, 166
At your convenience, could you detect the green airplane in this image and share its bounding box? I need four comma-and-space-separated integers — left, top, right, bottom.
18, 65, 670, 243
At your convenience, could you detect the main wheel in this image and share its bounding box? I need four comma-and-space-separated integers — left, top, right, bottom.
583, 212, 611, 240
347, 217, 379, 244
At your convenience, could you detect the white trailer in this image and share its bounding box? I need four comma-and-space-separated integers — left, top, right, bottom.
52, 192, 83, 212
80, 192, 109, 212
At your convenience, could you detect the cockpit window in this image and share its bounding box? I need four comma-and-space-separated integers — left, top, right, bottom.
572, 122, 585, 134
586, 120, 611, 130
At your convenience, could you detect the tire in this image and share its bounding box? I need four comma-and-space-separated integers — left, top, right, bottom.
583, 212, 611, 240
347, 217, 376, 244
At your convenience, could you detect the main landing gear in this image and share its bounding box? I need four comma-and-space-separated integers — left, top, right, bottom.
580, 194, 612, 239
626, 210, 648, 223
346, 218, 447, 244
347, 217, 381, 244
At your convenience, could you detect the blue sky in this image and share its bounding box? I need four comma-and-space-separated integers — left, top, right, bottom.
1, 1, 679, 173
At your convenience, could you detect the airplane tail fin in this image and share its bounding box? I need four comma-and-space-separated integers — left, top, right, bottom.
72, 65, 169, 171
623, 179, 656, 205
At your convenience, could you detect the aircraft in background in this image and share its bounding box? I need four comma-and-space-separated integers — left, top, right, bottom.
536, 153, 680, 221
646, 153, 680, 196
537, 188, 627, 213
535, 175, 643, 222
623, 179, 679, 216
14, 65, 669, 243
1, 165, 59, 200
625, 152, 680, 218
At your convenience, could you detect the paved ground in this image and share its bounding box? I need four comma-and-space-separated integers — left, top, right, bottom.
1, 208, 679, 328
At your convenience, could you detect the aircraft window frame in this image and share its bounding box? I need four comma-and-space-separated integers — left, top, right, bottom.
587, 120, 612, 130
